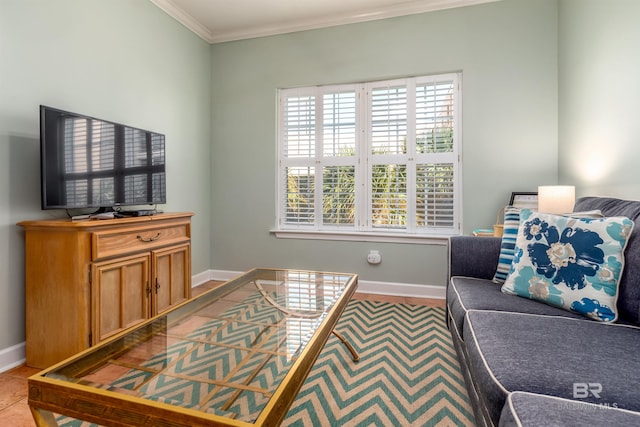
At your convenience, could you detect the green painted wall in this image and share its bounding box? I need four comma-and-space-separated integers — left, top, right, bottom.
210, 0, 559, 286
559, 0, 640, 199
0, 0, 211, 351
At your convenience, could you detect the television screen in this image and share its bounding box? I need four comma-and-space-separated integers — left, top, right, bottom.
40, 106, 166, 211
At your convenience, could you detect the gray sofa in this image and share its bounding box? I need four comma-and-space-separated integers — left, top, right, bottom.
446, 196, 640, 427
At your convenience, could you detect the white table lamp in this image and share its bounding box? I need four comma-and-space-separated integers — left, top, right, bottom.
538, 185, 576, 214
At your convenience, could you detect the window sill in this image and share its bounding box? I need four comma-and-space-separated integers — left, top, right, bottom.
271, 229, 451, 245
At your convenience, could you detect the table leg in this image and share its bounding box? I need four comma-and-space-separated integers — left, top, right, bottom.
332, 331, 359, 362
30, 407, 59, 427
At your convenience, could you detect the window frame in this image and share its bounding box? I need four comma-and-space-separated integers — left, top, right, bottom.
276, 73, 462, 241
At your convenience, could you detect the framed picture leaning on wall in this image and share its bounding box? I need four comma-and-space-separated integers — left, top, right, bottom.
509, 192, 538, 210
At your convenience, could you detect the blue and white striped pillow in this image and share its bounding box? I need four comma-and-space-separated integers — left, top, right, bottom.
492, 206, 521, 283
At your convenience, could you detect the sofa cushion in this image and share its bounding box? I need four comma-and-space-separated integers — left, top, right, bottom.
447, 277, 585, 341
501, 209, 634, 322
574, 196, 640, 325
499, 392, 640, 427
463, 310, 640, 425
449, 236, 502, 280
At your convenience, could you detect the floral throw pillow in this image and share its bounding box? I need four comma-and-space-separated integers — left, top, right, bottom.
501, 209, 634, 322
492, 208, 603, 284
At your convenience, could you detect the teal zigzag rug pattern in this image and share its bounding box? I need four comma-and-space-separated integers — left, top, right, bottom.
281, 300, 475, 426
56, 300, 474, 426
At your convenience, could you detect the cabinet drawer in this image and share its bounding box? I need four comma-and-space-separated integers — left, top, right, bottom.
92, 223, 189, 261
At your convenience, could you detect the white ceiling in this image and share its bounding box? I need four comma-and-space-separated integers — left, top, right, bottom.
150, 0, 498, 44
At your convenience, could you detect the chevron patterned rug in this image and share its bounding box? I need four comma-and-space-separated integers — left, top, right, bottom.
56, 300, 474, 427
282, 300, 475, 426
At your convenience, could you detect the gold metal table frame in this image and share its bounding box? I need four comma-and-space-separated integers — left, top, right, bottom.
28, 268, 359, 426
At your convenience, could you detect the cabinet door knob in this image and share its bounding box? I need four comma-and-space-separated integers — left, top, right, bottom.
137, 233, 160, 242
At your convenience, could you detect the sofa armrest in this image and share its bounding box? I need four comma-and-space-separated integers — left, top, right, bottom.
448, 236, 502, 281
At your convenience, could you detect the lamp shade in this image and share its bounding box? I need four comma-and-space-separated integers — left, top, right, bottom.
538, 185, 576, 214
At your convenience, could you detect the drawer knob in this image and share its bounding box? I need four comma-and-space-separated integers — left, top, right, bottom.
137, 233, 161, 242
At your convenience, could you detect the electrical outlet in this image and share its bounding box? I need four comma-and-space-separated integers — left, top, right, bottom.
367, 250, 381, 264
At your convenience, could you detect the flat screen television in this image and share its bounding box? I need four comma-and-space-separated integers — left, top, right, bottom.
40, 105, 166, 212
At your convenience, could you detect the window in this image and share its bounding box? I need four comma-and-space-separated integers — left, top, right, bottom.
277, 73, 461, 238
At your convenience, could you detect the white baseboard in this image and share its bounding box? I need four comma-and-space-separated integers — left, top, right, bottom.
0, 342, 25, 374
356, 279, 446, 299
190, 269, 245, 286
191, 269, 214, 287
2, 269, 444, 373
196, 269, 446, 299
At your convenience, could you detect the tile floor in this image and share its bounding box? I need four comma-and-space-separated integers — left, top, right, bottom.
0, 280, 443, 426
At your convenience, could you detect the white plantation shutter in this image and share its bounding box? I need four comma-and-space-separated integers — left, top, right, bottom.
284, 95, 315, 158
321, 89, 357, 228
416, 79, 456, 153
323, 165, 356, 225
370, 163, 407, 229
371, 84, 407, 155
416, 163, 455, 228
278, 73, 460, 236
284, 166, 315, 225
323, 91, 356, 157
413, 76, 458, 232
368, 81, 410, 231
281, 92, 316, 226
280, 87, 359, 229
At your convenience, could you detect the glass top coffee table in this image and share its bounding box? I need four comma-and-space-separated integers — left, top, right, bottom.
28, 268, 358, 426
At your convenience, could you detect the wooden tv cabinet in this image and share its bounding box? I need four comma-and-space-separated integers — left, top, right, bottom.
18, 212, 193, 369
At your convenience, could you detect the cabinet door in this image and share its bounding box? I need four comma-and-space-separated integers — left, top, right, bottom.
92, 254, 151, 344
152, 244, 191, 316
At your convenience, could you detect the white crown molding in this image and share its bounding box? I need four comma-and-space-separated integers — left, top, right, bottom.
150, 0, 215, 42
151, 0, 500, 44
